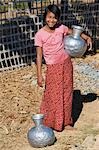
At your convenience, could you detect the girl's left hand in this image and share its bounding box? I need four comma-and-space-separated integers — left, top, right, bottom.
86, 37, 92, 51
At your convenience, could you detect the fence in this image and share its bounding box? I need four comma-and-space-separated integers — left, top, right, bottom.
0, 0, 99, 71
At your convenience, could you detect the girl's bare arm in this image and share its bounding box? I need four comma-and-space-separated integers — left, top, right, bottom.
36, 46, 43, 87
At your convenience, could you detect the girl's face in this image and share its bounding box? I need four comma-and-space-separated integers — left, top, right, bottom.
45, 11, 58, 28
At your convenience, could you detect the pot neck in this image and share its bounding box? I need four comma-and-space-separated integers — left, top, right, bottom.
32, 114, 44, 127
72, 26, 83, 39
33, 118, 43, 127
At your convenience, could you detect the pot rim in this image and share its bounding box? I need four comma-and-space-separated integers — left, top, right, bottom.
32, 114, 44, 120
72, 25, 84, 31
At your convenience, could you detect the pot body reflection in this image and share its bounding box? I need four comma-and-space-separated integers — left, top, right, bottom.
64, 25, 87, 57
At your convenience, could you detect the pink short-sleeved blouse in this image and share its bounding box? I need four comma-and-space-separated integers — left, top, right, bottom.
35, 24, 69, 64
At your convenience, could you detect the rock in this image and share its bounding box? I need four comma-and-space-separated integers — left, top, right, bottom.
91, 135, 99, 150
0, 125, 9, 135
31, 79, 37, 86
81, 135, 96, 149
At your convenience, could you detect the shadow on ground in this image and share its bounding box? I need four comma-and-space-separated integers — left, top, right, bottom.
72, 89, 98, 126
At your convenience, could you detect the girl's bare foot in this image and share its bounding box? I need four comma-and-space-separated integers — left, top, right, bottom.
65, 125, 76, 130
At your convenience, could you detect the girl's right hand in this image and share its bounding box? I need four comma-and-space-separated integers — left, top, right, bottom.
37, 75, 44, 87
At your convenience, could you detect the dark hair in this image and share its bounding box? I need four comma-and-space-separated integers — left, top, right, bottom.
43, 4, 60, 22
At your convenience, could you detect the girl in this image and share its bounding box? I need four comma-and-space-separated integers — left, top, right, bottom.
34, 4, 92, 132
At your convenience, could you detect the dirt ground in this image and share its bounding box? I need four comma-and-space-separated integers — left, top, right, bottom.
0, 54, 99, 150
